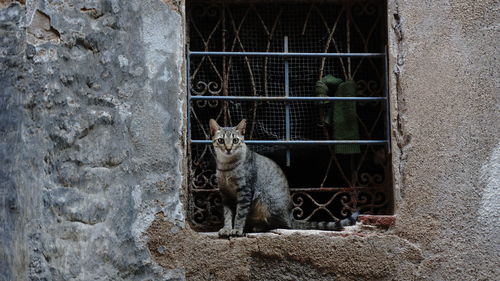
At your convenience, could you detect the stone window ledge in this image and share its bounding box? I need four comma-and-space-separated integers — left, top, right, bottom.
199, 215, 396, 239
358, 214, 396, 228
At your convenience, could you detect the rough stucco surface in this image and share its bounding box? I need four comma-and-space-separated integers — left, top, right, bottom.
1, 1, 185, 280
388, 0, 499, 280
1, 0, 499, 281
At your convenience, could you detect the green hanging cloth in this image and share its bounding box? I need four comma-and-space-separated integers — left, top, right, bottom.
315, 75, 343, 125
315, 75, 360, 154
315, 74, 343, 99
333, 80, 360, 154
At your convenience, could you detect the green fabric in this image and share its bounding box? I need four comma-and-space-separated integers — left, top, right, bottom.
333, 80, 360, 154
315, 75, 360, 154
315, 75, 343, 125
315, 74, 343, 99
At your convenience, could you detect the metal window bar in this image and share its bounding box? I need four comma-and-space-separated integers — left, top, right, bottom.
191, 140, 387, 145
189, 51, 385, 57
284, 36, 291, 166
384, 45, 391, 153
190, 96, 385, 101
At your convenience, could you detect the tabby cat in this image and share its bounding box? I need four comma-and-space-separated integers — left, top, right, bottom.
209, 119, 359, 237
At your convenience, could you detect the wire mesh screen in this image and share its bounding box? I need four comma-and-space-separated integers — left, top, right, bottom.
187, 1, 392, 231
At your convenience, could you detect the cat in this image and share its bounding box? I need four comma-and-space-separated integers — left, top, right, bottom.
209, 119, 359, 237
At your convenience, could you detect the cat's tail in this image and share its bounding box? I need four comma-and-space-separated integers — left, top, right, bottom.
290, 211, 360, 231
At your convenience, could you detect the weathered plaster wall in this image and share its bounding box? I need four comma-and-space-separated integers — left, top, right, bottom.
1, 0, 185, 280
388, 0, 499, 279
1, 0, 498, 281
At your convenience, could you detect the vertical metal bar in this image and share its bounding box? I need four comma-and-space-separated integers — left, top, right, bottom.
384, 45, 391, 154
346, 3, 351, 80
222, 4, 228, 126
284, 36, 291, 166
187, 47, 191, 142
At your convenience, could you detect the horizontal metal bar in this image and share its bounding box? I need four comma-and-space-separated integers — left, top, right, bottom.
190, 140, 387, 145
189, 51, 385, 58
190, 95, 386, 101
191, 187, 385, 192
290, 187, 386, 192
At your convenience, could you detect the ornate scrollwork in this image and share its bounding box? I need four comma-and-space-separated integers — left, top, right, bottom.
191, 169, 218, 189
191, 155, 218, 190
190, 188, 390, 230
190, 4, 219, 18
192, 192, 223, 227
339, 193, 357, 216
191, 81, 208, 95
291, 195, 305, 219
357, 80, 382, 98
352, 3, 377, 16
291, 191, 358, 222
191, 81, 222, 108
357, 190, 388, 214
358, 172, 384, 187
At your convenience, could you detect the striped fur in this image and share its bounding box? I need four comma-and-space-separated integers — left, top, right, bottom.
209, 119, 358, 237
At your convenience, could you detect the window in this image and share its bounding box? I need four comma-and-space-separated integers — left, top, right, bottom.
187, 1, 392, 231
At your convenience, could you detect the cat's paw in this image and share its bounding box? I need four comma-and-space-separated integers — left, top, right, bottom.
218, 227, 232, 238
230, 229, 244, 237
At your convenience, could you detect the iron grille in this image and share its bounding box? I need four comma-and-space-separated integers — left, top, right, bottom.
187, 1, 392, 231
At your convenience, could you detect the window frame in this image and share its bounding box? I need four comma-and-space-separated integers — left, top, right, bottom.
186, 1, 393, 231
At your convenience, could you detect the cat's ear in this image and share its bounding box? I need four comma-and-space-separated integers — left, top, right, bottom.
209, 119, 220, 136
235, 119, 246, 135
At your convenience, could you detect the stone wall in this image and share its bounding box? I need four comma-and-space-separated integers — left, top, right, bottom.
1, 0, 498, 281
388, 0, 499, 279
1, 1, 185, 280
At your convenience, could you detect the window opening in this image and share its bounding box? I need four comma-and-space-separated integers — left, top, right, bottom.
187, 1, 392, 231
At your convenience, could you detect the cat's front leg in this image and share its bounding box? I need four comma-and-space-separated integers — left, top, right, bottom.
218, 205, 233, 238
232, 188, 253, 237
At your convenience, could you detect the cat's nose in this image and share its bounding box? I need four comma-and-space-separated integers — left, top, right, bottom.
226, 148, 232, 154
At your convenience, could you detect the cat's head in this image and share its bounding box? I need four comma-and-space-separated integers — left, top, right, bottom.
209, 119, 246, 156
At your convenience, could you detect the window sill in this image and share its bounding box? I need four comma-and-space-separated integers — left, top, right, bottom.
358, 214, 396, 228
199, 215, 396, 239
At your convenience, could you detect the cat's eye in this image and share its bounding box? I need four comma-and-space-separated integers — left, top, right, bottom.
217, 138, 224, 144
233, 138, 239, 144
